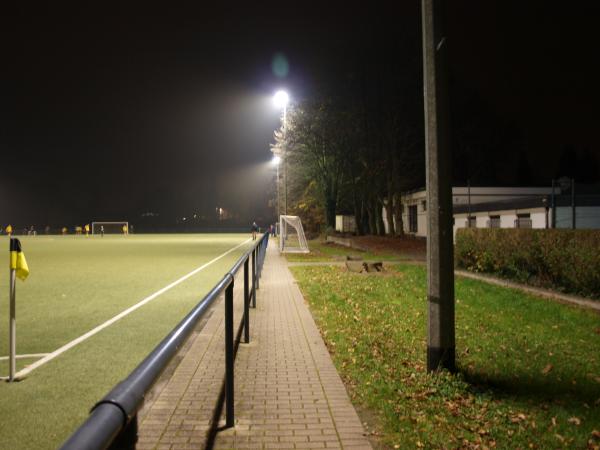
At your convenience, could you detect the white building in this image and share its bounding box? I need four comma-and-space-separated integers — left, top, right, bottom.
383, 186, 600, 237
335, 214, 357, 233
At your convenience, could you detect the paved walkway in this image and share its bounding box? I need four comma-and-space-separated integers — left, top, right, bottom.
137, 241, 372, 449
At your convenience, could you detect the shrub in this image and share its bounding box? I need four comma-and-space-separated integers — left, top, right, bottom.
455, 228, 600, 299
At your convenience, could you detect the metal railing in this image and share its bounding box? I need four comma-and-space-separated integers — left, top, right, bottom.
60, 233, 270, 450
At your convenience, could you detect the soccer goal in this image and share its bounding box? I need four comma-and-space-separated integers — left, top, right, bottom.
279, 215, 309, 253
91, 222, 129, 235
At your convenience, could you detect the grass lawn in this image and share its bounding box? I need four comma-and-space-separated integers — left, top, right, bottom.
291, 264, 600, 449
0, 234, 252, 450
284, 238, 403, 263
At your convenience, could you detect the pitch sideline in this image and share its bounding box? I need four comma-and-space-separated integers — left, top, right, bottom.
15, 238, 252, 379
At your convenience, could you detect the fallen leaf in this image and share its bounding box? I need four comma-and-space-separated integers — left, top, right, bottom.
568, 417, 581, 426
592, 430, 600, 439
541, 364, 553, 375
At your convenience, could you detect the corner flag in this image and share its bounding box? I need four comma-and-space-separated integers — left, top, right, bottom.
10, 238, 29, 281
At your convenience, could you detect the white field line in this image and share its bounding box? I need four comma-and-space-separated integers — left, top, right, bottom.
0, 353, 49, 361
16, 238, 251, 379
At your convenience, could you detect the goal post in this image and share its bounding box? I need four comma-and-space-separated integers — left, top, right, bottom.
279, 215, 309, 253
91, 222, 129, 235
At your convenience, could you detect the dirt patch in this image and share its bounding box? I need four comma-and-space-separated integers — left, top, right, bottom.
350, 235, 426, 260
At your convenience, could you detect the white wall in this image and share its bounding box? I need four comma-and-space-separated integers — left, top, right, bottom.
335, 215, 356, 233
500, 213, 517, 228
476, 215, 487, 228
531, 211, 547, 228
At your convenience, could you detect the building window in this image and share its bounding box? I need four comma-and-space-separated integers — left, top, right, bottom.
488, 215, 500, 228
421, 200, 427, 211
515, 213, 532, 229
466, 216, 477, 228
409, 205, 418, 233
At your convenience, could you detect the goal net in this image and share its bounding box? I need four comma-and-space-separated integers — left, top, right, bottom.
279, 215, 309, 253
92, 222, 129, 235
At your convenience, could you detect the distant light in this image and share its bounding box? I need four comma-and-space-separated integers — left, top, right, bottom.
271, 155, 281, 165
273, 90, 289, 109
182, 217, 187, 221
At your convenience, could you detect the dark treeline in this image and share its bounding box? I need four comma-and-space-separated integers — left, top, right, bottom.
273, 8, 537, 235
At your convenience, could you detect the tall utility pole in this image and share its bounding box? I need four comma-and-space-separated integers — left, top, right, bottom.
422, 0, 456, 372
283, 104, 288, 215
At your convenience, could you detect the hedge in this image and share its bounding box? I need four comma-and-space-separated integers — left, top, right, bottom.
455, 228, 600, 299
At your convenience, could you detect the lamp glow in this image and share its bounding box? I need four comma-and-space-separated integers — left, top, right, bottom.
271, 155, 281, 165
273, 90, 289, 108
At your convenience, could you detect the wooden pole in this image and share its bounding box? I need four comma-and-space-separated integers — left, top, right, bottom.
422, 0, 456, 372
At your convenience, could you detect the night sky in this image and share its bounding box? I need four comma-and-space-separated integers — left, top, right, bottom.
2, 2, 599, 228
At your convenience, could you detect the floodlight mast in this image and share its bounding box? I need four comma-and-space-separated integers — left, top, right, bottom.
271, 155, 281, 219
273, 90, 289, 215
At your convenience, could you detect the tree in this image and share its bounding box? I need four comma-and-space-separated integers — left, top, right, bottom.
273, 99, 347, 229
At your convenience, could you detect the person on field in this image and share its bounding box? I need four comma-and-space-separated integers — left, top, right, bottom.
84, 224, 90, 237
251, 221, 258, 240
122, 224, 128, 235
6, 224, 13, 236
62, 227, 68, 235
100, 225, 105, 237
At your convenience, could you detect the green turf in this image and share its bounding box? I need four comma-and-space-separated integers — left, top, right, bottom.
283, 238, 401, 262
291, 264, 600, 449
0, 234, 253, 449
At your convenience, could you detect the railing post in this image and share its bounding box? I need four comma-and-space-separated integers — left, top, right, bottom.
255, 245, 260, 291
225, 280, 234, 428
251, 248, 257, 308
243, 258, 250, 344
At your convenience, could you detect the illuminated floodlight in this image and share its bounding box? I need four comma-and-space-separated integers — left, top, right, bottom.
271, 155, 281, 165
273, 90, 289, 109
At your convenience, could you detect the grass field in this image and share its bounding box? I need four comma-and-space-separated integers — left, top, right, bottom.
0, 233, 252, 450
284, 239, 403, 263
291, 263, 600, 449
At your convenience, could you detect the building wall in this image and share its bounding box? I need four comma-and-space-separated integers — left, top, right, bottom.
531, 211, 547, 228
476, 216, 488, 228
335, 215, 356, 233
384, 187, 598, 238
399, 190, 427, 237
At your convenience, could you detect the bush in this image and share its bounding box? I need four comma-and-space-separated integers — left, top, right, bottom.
455, 228, 600, 299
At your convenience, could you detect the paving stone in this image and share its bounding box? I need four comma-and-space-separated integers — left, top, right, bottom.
137, 240, 372, 449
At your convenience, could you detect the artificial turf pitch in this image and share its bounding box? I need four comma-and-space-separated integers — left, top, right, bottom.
0, 233, 253, 450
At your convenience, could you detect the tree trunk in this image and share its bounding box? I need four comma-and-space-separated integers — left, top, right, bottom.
353, 194, 364, 235
367, 199, 377, 234
394, 192, 405, 236
325, 196, 336, 229
385, 191, 395, 236
376, 199, 386, 236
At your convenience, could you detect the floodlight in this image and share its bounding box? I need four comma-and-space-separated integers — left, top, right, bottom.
271, 155, 281, 165
273, 90, 289, 109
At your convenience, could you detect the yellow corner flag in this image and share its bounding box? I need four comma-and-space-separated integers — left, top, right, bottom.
10, 238, 29, 281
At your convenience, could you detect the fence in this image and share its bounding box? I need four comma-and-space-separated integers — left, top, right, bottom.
60, 233, 270, 450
